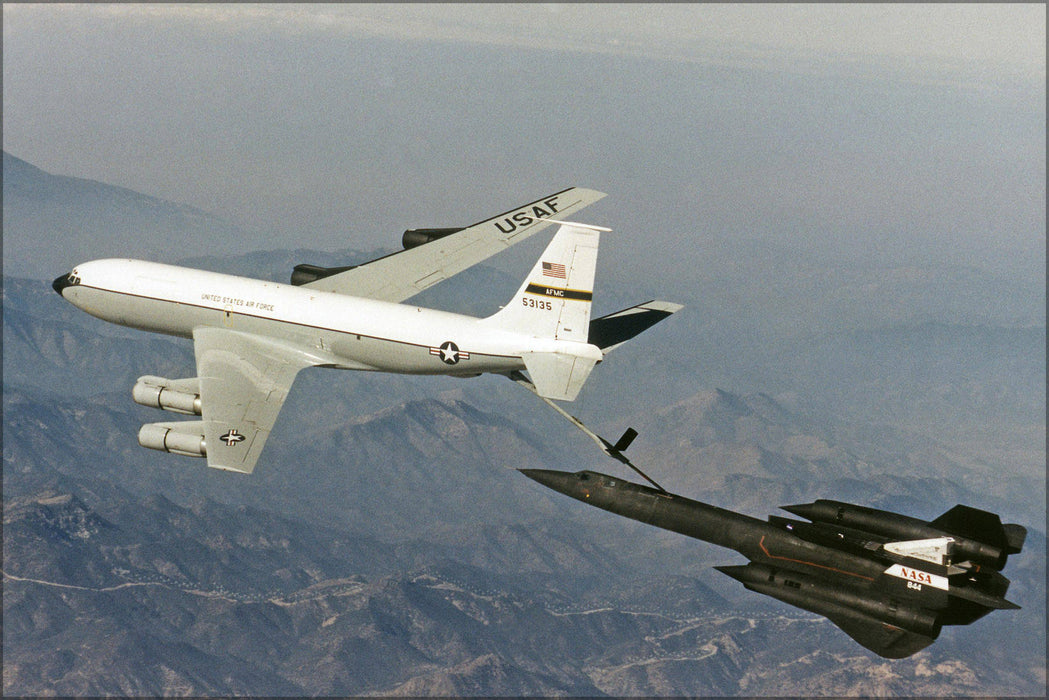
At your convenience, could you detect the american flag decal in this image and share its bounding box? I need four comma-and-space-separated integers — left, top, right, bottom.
542, 261, 567, 279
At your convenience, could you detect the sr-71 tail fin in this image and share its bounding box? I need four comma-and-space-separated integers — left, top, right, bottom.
931, 504, 1027, 556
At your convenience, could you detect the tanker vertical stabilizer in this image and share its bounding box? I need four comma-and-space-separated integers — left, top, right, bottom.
483, 222, 608, 401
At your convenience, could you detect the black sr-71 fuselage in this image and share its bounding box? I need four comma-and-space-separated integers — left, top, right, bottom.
521, 468, 1026, 659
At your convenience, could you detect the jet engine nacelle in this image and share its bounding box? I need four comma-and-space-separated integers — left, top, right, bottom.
401, 227, 465, 250
132, 376, 202, 415
783, 499, 1025, 571
719, 562, 943, 657
139, 422, 206, 458
290, 263, 358, 286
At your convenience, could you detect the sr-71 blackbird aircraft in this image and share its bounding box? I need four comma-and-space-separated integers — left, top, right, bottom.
53, 187, 682, 474
522, 468, 1026, 659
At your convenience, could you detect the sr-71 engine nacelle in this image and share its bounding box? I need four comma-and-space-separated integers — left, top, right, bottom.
782, 499, 1026, 571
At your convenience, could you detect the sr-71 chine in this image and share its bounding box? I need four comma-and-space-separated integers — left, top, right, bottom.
53, 187, 682, 474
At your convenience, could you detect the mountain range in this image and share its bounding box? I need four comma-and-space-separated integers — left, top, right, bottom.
3, 153, 1044, 695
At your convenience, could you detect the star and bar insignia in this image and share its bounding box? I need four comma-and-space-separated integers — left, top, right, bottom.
220, 429, 246, 446
430, 341, 470, 365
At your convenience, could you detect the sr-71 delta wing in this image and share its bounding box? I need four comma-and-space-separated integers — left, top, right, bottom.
53, 188, 682, 474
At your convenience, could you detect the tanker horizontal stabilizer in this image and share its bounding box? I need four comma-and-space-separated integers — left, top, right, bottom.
519, 351, 598, 402
588, 300, 683, 353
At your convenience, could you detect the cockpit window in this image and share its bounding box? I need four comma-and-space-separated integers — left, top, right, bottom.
578, 472, 618, 488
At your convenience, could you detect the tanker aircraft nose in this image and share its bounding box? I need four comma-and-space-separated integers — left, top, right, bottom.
52, 272, 79, 298
53, 272, 74, 297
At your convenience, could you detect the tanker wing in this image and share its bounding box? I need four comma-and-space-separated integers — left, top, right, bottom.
296, 187, 606, 301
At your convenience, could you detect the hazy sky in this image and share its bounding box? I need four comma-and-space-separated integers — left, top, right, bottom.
6, 4, 1044, 74
3, 3, 1045, 269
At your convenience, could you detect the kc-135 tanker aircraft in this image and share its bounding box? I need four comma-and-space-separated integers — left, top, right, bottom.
522, 469, 1026, 658
53, 188, 681, 474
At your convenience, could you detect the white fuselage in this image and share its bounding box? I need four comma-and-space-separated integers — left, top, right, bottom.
59, 259, 592, 377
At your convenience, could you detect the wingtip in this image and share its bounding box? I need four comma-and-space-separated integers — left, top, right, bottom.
647, 300, 684, 314
545, 219, 612, 232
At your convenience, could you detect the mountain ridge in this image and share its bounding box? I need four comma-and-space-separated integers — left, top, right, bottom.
3, 151, 260, 279
6, 480, 1041, 696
